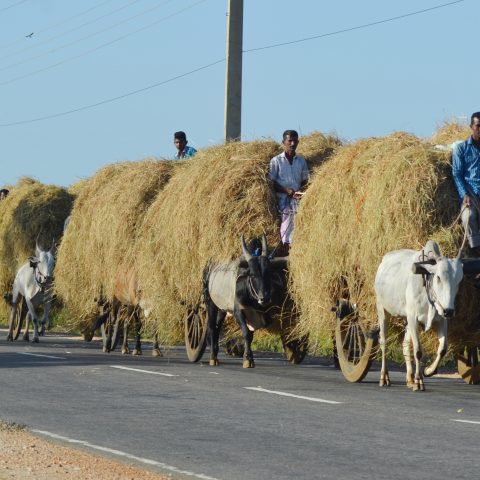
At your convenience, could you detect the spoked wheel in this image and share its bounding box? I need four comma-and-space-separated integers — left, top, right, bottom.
101, 312, 123, 352
224, 337, 245, 357
334, 299, 378, 382
185, 301, 208, 362
10, 297, 27, 341
281, 334, 309, 365
456, 346, 480, 385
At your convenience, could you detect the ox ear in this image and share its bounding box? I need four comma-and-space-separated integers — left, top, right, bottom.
29, 256, 39, 269
241, 235, 252, 262
412, 259, 436, 275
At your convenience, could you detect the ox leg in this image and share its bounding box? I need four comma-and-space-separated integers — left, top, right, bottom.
40, 299, 52, 334
132, 310, 142, 356
207, 300, 220, 366
403, 328, 414, 388
377, 304, 390, 387
151, 333, 163, 357
23, 311, 30, 342
234, 308, 255, 369
409, 317, 425, 391
122, 317, 130, 355
424, 317, 447, 378
7, 289, 19, 341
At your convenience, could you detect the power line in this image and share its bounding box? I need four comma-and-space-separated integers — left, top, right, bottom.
0, 0, 114, 50
0, 0, 467, 127
0, 0, 27, 14
0, 0, 159, 62
0, 0, 205, 86
0, 58, 225, 127
244, 0, 466, 53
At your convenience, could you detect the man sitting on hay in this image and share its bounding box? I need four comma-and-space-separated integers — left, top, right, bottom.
453, 111, 480, 256
269, 130, 309, 255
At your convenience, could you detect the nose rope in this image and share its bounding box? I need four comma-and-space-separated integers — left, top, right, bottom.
248, 275, 263, 303
425, 274, 448, 316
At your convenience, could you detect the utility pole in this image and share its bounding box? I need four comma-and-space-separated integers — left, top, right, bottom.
224, 0, 243, 142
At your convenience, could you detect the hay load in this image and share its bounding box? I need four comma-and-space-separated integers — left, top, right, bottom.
54, 160, 174, 329
289, 132, 480, 355
0, 177, 73, 321
430, 121, 471, 146
136, 133, 341, 343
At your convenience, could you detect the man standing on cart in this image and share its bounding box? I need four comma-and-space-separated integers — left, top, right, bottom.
452, 112, 480, 256
269, 130, 309, 255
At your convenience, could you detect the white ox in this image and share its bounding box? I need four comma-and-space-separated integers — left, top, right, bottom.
374, 240, 463, 391
6, 242, 55, 343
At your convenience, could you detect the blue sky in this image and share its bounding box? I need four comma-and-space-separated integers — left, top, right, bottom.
0, 0, 476, 187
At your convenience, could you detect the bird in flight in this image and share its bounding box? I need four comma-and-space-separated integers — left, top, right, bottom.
25, 32, 34, 38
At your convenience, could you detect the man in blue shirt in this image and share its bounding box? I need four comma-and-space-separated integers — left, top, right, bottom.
452, 112, 480, 254
174, 131, 197, 160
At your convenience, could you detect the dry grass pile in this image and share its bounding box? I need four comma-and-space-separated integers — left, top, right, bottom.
430, 121, 471, 145
54, 160, 174, 330
0, 177, 73, 320
289, 132, 480, 356
136, 133, 341, 343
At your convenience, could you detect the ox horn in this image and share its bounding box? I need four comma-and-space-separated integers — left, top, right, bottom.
261, 234, 268, 257
241, 235, 252, 262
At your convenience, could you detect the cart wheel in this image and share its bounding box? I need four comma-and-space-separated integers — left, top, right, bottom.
185, 302, 208, 362
224, 337, 244, 357
282, 334, 309, 365
11, 297, 27, 341
456, 347, 480, 385
101, 312, 123, 352
334, 300, 378, 382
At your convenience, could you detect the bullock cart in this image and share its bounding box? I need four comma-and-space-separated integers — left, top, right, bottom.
332, 257, 480, 385
184, 256, 309, 366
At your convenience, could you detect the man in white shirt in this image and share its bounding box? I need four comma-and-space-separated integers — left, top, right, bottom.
269, 130, 309, 254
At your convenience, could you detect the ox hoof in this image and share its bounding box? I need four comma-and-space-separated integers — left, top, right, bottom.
152, 349, 163, 358
102, 346, 110, 353
412, 381, 425, 392
23, 334, 29, 342
209, 359, 219, 366
121, 348, 130, 355
379, 374, 391, 387
132, 349, 142, 356
32, 337, 39, 344
243, 359, 255, 369
6, 334, 13, 342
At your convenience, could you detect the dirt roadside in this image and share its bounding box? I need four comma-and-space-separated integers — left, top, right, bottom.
0, 422, 171, 480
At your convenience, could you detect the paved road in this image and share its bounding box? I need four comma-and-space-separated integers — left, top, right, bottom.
0, 333, 479, 480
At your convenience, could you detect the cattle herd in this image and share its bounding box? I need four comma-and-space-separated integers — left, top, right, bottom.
3, 130, 480, 390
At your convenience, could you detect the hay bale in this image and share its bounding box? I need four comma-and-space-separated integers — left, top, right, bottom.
0, 178, 73, 321
54, 160, 174, 330
289, 132, 480, 356
430, 121, 471, 146
136, 133, 341, 343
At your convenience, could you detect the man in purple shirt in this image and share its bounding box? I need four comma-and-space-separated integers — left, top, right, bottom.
452, 112, 480, 254
269, 130, 309, 255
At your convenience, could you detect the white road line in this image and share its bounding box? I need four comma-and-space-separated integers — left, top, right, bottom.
32, 429, 220, 480
450, 419, 480, 425
110, 365, 178, 377
244, 387, 342, 404
17, 352, 66, 360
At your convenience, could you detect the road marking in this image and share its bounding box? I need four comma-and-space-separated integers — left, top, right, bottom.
450, 419, 480, 425
32, 429, 220, 480
17, 352, 66, 360
244, 387, 342, 404
110, 365, 178, 377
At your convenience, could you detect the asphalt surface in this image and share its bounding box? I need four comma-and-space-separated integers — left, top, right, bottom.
1, 332, 479, 480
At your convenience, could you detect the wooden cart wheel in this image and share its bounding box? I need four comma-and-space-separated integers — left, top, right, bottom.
101, 312, 123, 352
282, 334, 309, 365
456, 347, 480, 385
334, 300, 378, 383
185, 302, 208, 362
11, 297, 27, 341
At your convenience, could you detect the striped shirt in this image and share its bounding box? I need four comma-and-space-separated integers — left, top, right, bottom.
452, 137, 480, 200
